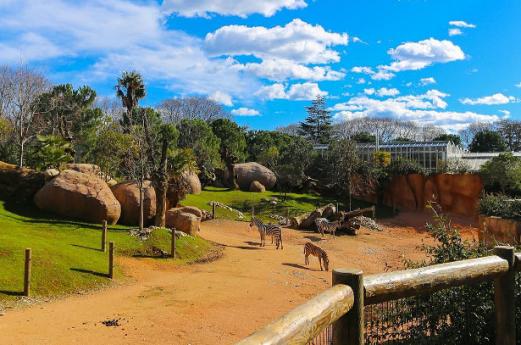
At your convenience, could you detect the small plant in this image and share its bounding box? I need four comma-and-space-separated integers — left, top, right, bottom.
386, 157, 425, 176
479, 194, 521, 220
436, 158, 472, 174
373, 150, 391, 167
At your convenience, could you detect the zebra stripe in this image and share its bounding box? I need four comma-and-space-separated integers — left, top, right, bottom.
304, 242, 329, 271
315, 218, 341, 237
250, 217, 283, 249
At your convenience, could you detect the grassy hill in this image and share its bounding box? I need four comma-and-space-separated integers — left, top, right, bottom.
0, 201, 212, 302
182, 186, 389, 222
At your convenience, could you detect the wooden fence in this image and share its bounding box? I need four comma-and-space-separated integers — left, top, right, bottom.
236, 246, 518, 345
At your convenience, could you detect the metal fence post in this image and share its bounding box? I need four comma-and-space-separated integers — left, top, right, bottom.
332, 268, 364, 345
494, 246, 515, 345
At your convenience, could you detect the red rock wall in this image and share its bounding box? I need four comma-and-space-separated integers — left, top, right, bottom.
478, 215, 521, 246
354, 173, 483, 217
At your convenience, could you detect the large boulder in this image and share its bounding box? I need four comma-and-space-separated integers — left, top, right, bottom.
0, 161, 45, 203
182, 171, 202, 195
66, 163, 102, 177
166, 208, 201, 235
176, 206, 203, 218
234, 162, 276, 191
111, 181, 156, 225
249, 180, 266, 193
34, 170, 121, 224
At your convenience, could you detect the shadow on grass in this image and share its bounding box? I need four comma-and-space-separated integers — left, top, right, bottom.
70, 244, 102, 252
132, 254, 170, 259
282, 263, 309, 270
2, 199, 131, 232
70, 268, 108, 278
0, 290, 23, 296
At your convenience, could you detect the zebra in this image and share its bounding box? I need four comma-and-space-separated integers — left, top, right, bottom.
249, 217, 283, 249
315, 218, 341, 237
304, 242, 329, 271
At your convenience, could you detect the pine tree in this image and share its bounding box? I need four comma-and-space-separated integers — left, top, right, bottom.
299, 96, 332, 144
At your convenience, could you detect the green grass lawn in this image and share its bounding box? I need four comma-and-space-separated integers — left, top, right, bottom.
0, 200, 212, 302
183, 187, 392, 222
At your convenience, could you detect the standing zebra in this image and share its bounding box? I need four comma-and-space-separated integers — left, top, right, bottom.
315, 218, 341, 237
304, 242, 329, 271
249, 217, 283, 249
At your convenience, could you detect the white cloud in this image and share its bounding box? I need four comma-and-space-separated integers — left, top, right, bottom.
0, 0, 260, 101
449, 20, 477, 28
204, 19, 348, 64
357, 78, 366, 84
499, 110, 511, 118
332, 90, 499, 131
255, 83, 288, 100
516, 82, 521, 88
231, 107, 260, 116
364, 88, 375, 95
460, 93, 516, 105
449, 28, 462, 36
209, 91, 233, 106
385, 38, 465, 72
351, 65, 394, 80
255, 82, 327, 100
420, 77, 436, 86
376, 87, 400, 97
237, 58, 345, 82
352, 36, 367, 44
162, 0, 307, 18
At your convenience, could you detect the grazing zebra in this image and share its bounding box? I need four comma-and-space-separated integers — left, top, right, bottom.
315, 218, 341, 237
304, 242, 329, 271
249, 217, 283, 249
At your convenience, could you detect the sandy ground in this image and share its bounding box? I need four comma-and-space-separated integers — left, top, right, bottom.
0, 212, 478, 345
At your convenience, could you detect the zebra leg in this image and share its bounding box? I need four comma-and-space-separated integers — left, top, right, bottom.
319, 256, 323, 271
305, 253, 309, 265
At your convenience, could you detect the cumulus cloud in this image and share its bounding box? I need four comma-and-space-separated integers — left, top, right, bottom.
376, 87, 400, 97
0, 0, 260, 101
332, 90, 499, 131
364, 88, 375, 95
385, 38, 465, 72
351, 65, 394, 80
255, 82, 327, 100
204, 19, 348, 64
460, 93, 516, 105
449, 28, 462, 36
420, 77, 436, 86
449, 20, 476, 28
162, 0, 307, 18
499, 110, 511, 118
209, 91, 234, 106
237, 58, 345, 82
231, 107, 260, 116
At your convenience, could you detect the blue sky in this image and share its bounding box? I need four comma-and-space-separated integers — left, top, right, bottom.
1, 0, 520, 132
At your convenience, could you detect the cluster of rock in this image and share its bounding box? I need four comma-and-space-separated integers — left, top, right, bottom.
354, 216, 382, 231
289, 204, 336, 230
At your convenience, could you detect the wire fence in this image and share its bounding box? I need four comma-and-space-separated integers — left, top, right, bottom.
307, 325, 333, 345
364, 282, 495, 345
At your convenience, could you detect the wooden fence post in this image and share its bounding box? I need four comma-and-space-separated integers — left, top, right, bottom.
171, 229, 176, 259
371, 206, 376, 219
332, 268, 364, 345
212, 203, 216, 219
336, 202, 339, 215
108, 242, 115, 279
494, 246, 515, 345
23, 248, 31, 297
101, 220, 107, 252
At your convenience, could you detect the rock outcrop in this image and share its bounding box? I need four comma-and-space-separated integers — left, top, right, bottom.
111, 181, 156, 225
0, 161, 45, 203
166, 207, 201, 235
181, 171, 202, 195
34, 169, 121, 224
234, 162, 276, 191
249, 180, 266, 193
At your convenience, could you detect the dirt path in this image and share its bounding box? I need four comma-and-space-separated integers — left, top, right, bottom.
0, 215, 477, 345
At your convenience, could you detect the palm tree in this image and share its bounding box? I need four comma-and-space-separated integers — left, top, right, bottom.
115, 71, 146, 132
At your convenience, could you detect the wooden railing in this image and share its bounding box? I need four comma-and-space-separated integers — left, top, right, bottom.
236, 246, 518, 345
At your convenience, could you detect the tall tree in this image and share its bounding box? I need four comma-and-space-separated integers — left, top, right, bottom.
469, 130, 507, 152
115, 71, 146, 132
211, 118, 247, 188
326, 139, 360, 210
497, 119, 521, 151
0, 64, 49, 167
433, 134, 462, 146
159, 97, 228, 123
299, 96, 332, 144
36, 84, 101, 160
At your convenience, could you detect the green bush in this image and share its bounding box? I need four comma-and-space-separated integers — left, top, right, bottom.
386, 157, 425, 176
479, 194, 521, 220
480, 153, 521, 196
436, 158, 472, 174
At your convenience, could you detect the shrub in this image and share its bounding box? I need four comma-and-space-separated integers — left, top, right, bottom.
480, 153, 521, 196
479, 194, 521, 220
436, 158, 472, 174
373, 150, 391, 167
386, 157, 425, 176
